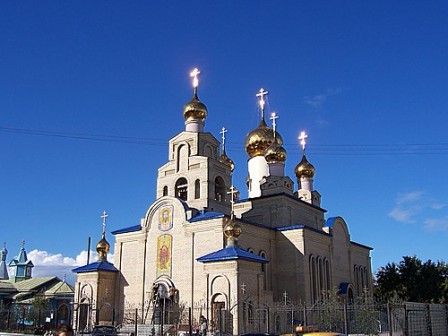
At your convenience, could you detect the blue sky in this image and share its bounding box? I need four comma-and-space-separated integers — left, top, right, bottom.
1, 1, 448, 285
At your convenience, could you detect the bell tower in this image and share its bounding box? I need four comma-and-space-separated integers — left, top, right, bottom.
156, 69, 234, 214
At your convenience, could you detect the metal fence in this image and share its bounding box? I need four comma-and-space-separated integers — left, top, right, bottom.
1, 301, 447, 335
0, 302, 72, 333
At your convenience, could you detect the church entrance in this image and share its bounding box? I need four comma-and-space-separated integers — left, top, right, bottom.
78, 302, 90, 331
151, 279, 178, 327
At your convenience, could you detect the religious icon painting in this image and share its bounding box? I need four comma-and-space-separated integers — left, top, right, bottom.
156, 234, 172, 277
158, 205, 173, 231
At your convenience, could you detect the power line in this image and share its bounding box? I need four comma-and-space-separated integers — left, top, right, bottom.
1, 126, 448, 156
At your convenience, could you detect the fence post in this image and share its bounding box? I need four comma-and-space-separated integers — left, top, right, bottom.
387, 302, 392, 336
404, 304, 408, 336
266, 307, 270, 334
189, 307, 192, 336
134, 308, 138, 336
426, 304, 432, 336
303, 303, 307, 327
343, 303, 348, 335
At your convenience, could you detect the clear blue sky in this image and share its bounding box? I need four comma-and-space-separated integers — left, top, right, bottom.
1, 1, 447, 284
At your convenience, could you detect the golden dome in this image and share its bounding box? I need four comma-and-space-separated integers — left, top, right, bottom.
183, 93, 208, 121
245, 119, 283, 158
96, 234, 110, 260
265, 140, 287, 163
219, 149, 235, 172
224, 222, 242, 240
294, 154, 316, 179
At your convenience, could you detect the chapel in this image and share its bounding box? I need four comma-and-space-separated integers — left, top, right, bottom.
72, 69, 373, 335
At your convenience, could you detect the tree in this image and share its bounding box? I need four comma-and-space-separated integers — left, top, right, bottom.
375, 256, 448, 303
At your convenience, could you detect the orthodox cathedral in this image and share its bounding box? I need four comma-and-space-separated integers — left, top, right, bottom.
72, 69, 372, 335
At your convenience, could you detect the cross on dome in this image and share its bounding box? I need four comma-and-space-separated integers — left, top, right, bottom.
256, 88, 268, 119
220, 127, 228, 151
190, 68, 201, 90
227, 184, 237, 217
270, 112, 279, 135
21, 240, 25, 249
299, 131, 308, 153
101, 210, 108, 234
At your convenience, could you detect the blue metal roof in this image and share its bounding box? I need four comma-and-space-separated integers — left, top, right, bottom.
338, 282, 351, 294
111, 224, 141, 235
197, 246, 269, 264
188, 211, 226, 223
325, 217, 339, 228
72, 261, 119, 273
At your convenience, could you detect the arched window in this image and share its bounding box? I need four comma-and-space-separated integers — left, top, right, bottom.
195, 179, 200, 199
175, 178, 188, 201
163, 186, 168, 196
177, 144, 189, 172
325, 259, 331, 291
318, 257, 324, 298
214, 176, 225, 202
310, 255, 317, 303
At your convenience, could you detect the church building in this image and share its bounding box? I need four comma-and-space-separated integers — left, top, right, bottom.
72, 69, 373, 335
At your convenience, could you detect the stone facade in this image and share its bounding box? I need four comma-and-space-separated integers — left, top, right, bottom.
72, 73, 373, 335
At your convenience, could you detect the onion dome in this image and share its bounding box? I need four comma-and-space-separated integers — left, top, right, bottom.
183, 92, 208, 121
224, 221, 242, 247
245, 119, 283, 158
294, 154, 316, 179
265, 140, 287, 163
96, 234, 110, 261
219, 148, 235, 172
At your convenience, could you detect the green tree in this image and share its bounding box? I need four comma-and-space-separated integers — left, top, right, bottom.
28, 297, 50, 326
375, 256, 448, 303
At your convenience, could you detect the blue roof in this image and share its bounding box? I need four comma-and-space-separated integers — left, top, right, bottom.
189, 211, 226, 223
197, 246, 269, 263
339, 282, 351, 294
325, 217, 340, 228
72, 261, 119, 273
111, 224, 141, 235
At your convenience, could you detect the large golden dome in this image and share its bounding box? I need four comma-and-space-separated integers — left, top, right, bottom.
245, 119, 283, 158
183, 93, 208, 121
294, 154, 315, 179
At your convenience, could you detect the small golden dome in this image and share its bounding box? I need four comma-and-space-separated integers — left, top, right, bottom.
219, 149, 235, 172
294, 154, 315, 179
245, 119, 283, 158
224, 222, 242, 239
96, 234, 110, 260
265, 141, 287, 163
183, 93, 208, 121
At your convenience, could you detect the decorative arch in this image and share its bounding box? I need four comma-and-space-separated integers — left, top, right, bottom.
175, 177, 188, 201
144, 196, 188, 230
214, 176, 225, 202
177, 143, 190, 172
